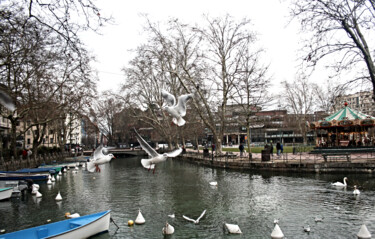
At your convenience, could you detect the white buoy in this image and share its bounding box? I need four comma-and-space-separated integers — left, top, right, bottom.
58, 171, 62, 176
47, 179, 52, 185
303, 225, 310, 232
36, 191, 42, 198
75, 166, 79, 170
32, 184, 40, 190
82, 163, 86, 168
63, 168, 67, 172
225, 223, 242, 234
48, 174, 51, 180
358, 224, 371, 239
271, 224, 284, 239
55, 191, 62, 201
162, 222, 174, 235
51, 176, 55, 182
135, 209, 146, 224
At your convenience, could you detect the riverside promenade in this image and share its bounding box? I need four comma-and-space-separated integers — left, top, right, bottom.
179, 148, 375, 174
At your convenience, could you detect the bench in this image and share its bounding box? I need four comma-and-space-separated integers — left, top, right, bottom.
322, 153, 351, 162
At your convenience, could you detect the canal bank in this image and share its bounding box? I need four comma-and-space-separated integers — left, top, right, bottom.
178, 151, 375, 174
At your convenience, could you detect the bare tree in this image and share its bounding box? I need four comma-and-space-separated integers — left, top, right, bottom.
280, 77, 316, 144
232, 48, 272, 159
289, 0, 375, 101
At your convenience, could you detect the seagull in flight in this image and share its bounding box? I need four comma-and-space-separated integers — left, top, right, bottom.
134, 128, 182, 173
87, 144, 115, 173
182, 209, 206, 224
161, 90, 194, 126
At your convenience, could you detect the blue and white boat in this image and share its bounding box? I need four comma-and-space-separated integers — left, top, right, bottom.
0, 173, 49, 181
0, 187, 13, 201
0, 210, 111, 239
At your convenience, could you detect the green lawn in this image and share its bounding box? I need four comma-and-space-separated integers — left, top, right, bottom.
200, 146, 314, 153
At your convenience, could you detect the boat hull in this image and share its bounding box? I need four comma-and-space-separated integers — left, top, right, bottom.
0, 210, 111, 239
0, 187, 13, 201
0, 173, 48, 181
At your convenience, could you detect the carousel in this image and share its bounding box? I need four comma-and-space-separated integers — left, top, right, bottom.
310, 102, 375, 148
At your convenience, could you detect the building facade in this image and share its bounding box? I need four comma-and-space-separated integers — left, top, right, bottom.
334, 91, 375, 116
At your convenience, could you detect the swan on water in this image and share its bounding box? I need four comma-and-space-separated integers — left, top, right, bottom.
331, 177, 348, 187
162, 222, 174, 235
353, 185, 360, 195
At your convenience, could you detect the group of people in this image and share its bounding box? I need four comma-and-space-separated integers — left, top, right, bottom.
264, 141, 284, 156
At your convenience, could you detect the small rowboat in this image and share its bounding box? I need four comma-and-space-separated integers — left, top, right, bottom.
0, 187, 13, 201
0, 173, 49, 181
0, 210, 111, 239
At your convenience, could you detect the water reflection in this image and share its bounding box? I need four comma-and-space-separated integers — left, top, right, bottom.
0, 157, 375, 238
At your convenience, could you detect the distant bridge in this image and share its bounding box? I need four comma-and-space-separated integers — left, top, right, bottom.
84, 148, 148, 157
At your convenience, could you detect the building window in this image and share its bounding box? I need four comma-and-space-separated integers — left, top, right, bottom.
50, 138, 53, 143
27, 130, 31, 135
27, 139, 30, 144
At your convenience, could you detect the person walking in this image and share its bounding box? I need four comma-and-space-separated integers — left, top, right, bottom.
239, 143, 244, 157
276, 142, 281, 156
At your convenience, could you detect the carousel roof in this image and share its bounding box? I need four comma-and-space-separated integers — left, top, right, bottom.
310, 103, 375, 129
323, 105, 375, 121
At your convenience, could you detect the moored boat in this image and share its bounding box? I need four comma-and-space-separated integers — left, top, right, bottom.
0, 173, 49, 181
0, 181, 28, 197
0, 210, 111, 239
0, 167, 60, 175
0, 187, 13, 201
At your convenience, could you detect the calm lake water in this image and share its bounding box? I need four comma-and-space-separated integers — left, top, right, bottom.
1, 156, 375, 238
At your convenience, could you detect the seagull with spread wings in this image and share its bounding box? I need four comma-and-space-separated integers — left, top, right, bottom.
134, 128, 182, 173
87, 144, 115, 173
182, 209, 206, 224
161, 90, 194, 126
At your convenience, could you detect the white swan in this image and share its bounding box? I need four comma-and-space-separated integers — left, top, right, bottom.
353, 185, 360, 195
331, 177, 348, 187
225, 223, 242, 234
183, 209, 206, 224
134, 128, 182, 173
162, 222, 174, 235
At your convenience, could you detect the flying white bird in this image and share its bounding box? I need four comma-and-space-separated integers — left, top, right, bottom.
87, 144, 115, 173
134, 128, 182, 173
182, 209, 206, 224
0, 89, 15, 111
161, 90, 194, 126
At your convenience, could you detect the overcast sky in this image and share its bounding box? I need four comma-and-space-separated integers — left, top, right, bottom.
81, 0, 306, 94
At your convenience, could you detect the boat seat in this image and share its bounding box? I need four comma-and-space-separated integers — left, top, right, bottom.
36, 228, 48, 238
69, 222, 82, 229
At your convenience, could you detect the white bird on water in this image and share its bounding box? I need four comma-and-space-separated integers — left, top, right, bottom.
183, 209, 206, 224
303, 225, 311, 232
331, 177, 348, 187
87, 144, 116, 173
224, 223, 242, 234
134, 128, 182, 173
162, 222, 174, 235
161, 90, 194, 126
353, 185, 361, 195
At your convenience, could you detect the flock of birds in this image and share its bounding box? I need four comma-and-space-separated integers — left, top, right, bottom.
87, 89, 194, 174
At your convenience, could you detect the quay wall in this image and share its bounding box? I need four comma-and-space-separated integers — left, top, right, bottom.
178, 154, 375, 174
0, 152, 72, 171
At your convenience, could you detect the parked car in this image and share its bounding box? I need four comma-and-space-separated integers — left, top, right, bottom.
185, 143, 193, 148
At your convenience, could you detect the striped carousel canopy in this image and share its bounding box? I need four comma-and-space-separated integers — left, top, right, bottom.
324, 106, 375, 121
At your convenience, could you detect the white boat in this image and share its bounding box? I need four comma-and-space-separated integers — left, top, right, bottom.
0, 210, 111, 239
0, 187, 13, 201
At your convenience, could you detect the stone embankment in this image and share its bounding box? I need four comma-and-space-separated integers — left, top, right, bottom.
0, 152, 80, 171
179, 151, 375, 174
